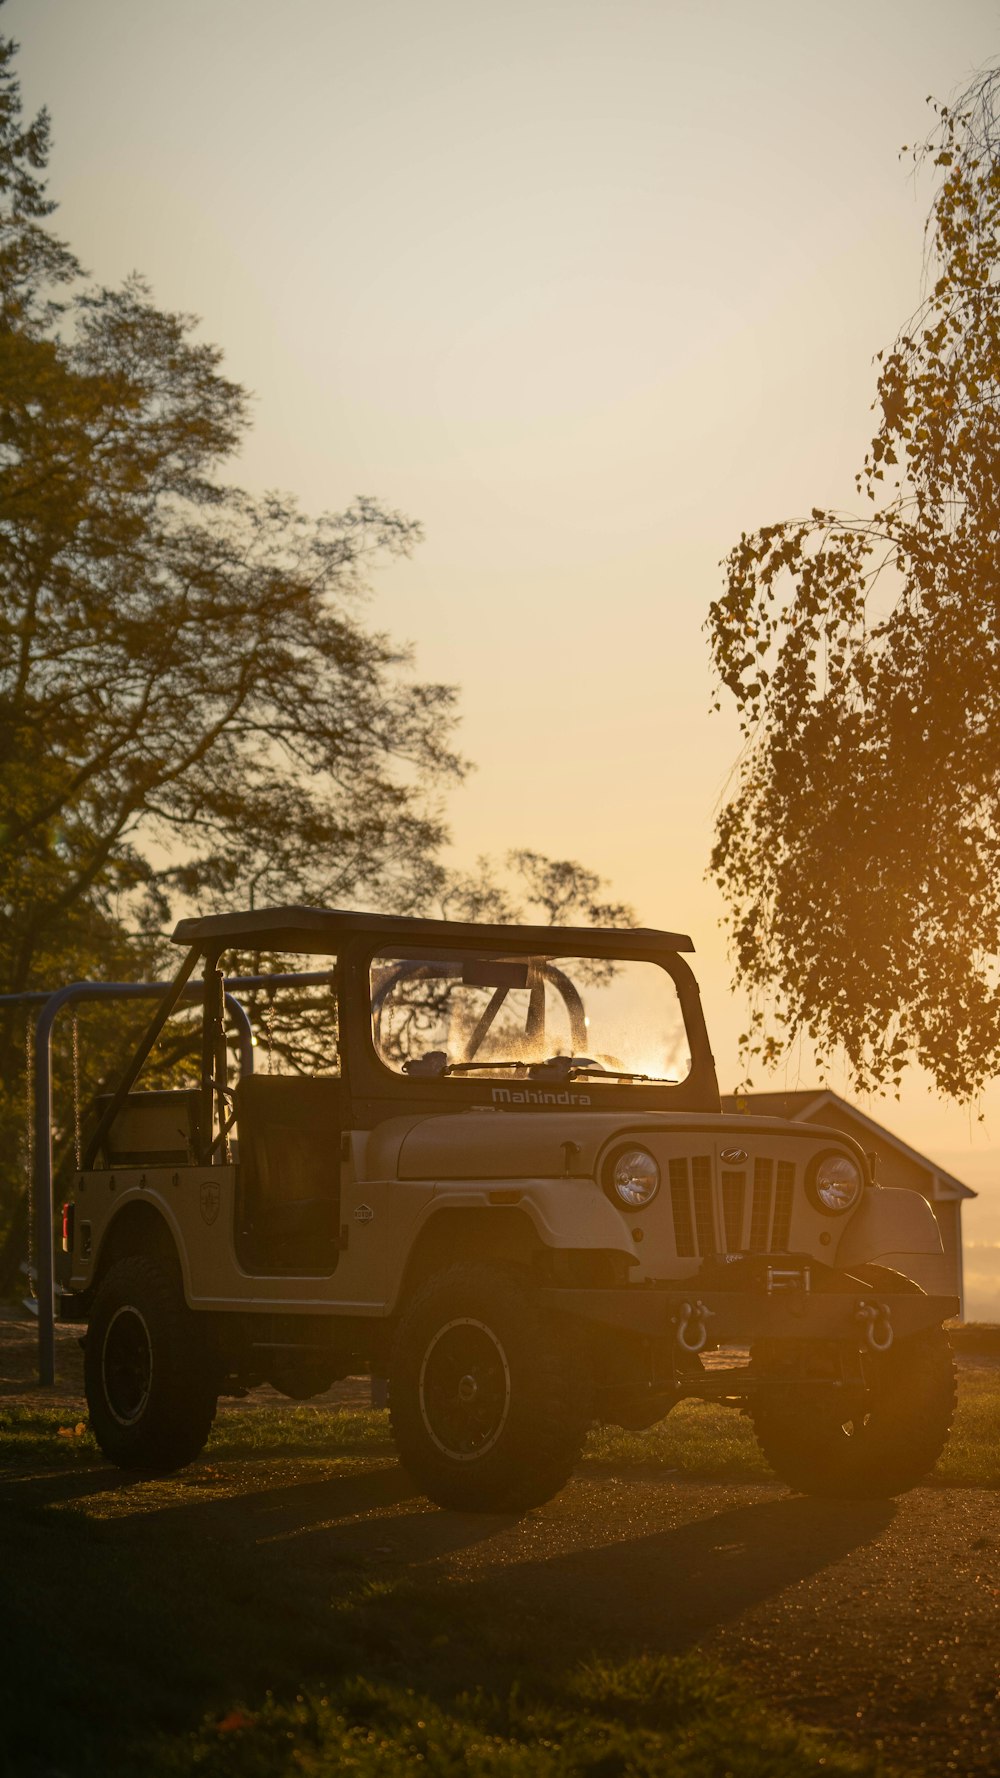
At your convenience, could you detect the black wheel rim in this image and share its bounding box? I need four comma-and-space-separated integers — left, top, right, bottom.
418, 1317, 511, 1461
102, 1305, 153, 1426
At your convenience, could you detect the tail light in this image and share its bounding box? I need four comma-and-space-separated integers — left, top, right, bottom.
61, 1201, 74, 1253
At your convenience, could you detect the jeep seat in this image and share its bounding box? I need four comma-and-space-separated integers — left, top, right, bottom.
234, 1075, 341, 1275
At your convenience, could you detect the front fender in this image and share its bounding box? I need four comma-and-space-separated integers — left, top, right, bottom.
511, 1176, 638, 1253
428, 1176, 636, 1256
835, 1186, 943, 1271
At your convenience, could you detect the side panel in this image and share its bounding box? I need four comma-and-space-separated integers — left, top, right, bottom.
71, 1165, 398, 1315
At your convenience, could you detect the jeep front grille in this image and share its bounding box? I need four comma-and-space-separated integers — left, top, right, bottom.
668, 1154, 796, 1257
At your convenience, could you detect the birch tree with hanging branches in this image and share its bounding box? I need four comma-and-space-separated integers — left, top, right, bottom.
709, 70, 1000, 1100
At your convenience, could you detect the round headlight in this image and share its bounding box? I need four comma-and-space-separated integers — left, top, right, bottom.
811, 1151, 863, 1214
611, 1147, 660, 1209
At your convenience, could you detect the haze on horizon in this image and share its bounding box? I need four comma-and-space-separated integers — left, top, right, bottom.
12, 0, 1000, 1310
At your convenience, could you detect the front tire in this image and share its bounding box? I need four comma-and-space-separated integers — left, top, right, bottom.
751, 1323, 956, 1499
84, 1255, 218, 1470
389, 1263, 589, 1511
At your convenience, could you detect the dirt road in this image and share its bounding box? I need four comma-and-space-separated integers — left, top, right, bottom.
4, 1309, 999, 1775
437, 1477, 999, 1775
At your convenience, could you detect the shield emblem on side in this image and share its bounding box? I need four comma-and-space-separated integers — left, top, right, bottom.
200, 1180, 221, 1226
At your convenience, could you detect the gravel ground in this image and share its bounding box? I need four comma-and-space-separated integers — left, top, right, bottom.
431, 1478, 1000, 1776
3, 1306, 998, 1775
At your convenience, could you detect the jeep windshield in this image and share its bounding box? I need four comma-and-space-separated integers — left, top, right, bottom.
370, 949, 692, 1085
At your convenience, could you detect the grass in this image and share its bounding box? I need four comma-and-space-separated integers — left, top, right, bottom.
0, 1364, 994, 1776
158, 1653, 879, 1778
3, 1361, 997, 1484
583, 1398, 773, 1479
0, 1443, 879, 1778
584, 1365, 1000, 1489
933, 1365, 1000, 1486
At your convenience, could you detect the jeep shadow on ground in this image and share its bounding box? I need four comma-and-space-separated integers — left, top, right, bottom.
0, 1448, 895, 1777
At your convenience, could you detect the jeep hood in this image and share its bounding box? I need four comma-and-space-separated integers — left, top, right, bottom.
363, 1108, 868, 1183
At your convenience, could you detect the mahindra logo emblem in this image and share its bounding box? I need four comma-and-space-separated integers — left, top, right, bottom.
720, 1147, 748, 1164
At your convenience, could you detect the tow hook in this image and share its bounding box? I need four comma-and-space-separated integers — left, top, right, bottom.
855, 1298, 894, 1353
674, 1299, 715, 1354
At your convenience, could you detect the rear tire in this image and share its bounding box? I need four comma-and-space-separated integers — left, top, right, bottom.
389, 1263, 589, 1511
751, 1323, 956, 1499
84, 1255, 218, 1470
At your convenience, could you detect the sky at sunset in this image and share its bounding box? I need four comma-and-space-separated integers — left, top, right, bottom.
12, 0, 1000, 1310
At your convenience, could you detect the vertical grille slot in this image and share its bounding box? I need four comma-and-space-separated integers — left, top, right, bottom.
691, 1154, 716, 1255
668, 1157, 695, 1257
749, 1157, 773, 1252
772, 1159, 795, 1250
721, 1171, 746, 1251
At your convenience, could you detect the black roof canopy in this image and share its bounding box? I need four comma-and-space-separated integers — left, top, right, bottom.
171, 904, 695, 956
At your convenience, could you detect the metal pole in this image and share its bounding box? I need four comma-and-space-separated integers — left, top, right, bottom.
32, 991, 59, 1387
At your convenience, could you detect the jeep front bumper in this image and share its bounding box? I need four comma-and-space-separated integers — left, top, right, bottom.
539, 1281, 959, 1350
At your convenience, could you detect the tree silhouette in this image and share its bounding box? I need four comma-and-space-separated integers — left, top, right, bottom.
0, 12, 635, 1266
709, 71, 1000, 1099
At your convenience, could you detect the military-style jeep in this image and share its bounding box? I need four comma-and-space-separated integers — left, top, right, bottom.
60, 906, 957, 1509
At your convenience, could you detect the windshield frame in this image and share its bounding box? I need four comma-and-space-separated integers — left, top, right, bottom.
343, 932, 720, 1121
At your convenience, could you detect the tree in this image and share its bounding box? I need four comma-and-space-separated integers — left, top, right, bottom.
439, 849, 633, 928
250, 849, 635, 1077
0, 13, 464, 1266
708, 71, 1000, 1100
0, 15, 633, 1273
0, 35, 463, 984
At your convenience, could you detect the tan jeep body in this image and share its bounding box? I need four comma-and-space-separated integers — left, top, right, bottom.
62, 906, 956, 1504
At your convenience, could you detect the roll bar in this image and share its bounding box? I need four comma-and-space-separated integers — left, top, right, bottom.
0, 967, 336, 1385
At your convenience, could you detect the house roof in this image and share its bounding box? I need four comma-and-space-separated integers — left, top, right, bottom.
721, 1089, 977, 1201
171, 904, 695, 956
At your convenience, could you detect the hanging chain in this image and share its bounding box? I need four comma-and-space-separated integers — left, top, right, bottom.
24, 1018, 36, 1300
265, 998, 275, 1075
72, 1013, 81, 1171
